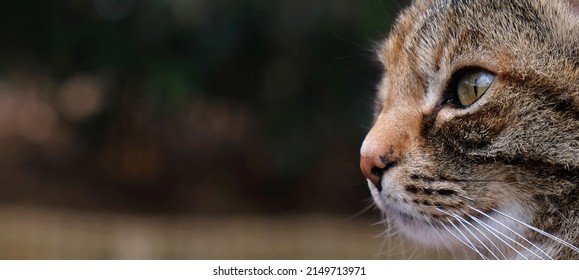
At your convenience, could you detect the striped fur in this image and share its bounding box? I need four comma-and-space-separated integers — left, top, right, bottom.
362, 0, 579, 259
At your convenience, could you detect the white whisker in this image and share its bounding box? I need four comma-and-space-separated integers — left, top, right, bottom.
456, 194, 475, 202
371, 216, 391, 227
491, 208, 579, 256
438, 218, 481, 257
464, 211, 530, 260
470, 207, 552, 259
374, 214, 399, 239
438, 209, 500, 260
464, 213, 510, 260
446, 217, 488, 259
426, 219, 448, 258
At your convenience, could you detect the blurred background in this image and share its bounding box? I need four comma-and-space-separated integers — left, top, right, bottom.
0, 0, 442, 259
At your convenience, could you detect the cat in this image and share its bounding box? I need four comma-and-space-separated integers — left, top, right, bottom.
360, 0, 579, 259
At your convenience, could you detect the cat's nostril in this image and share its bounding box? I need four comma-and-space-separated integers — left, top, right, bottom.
371, 161, 395, 177
371, 166, 386, 177
360, 155, 396, 190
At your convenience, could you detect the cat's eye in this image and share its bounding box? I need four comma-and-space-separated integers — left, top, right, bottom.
456, 70, 495, 106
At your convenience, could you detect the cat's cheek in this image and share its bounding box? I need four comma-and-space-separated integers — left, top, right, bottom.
368, 171, 413, 212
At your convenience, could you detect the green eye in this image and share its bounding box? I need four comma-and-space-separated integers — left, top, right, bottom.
456, 70, 495, 106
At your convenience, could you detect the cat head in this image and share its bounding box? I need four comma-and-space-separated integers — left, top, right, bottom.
361, 0, 579, 259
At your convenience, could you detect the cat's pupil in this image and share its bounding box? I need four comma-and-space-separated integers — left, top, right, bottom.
455, 69, 495, 107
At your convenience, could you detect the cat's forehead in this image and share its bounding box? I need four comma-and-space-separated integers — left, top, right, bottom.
381, 0, 490, 68
379, 0, 578, 70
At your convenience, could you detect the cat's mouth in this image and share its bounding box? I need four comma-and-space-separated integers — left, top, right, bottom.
380, 194, 494, 229
382, 201, 478, 228
375, 187, 530, 254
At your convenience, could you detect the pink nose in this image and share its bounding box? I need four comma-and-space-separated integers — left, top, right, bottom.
360, 154, 396, 187
360, 109, 410, 190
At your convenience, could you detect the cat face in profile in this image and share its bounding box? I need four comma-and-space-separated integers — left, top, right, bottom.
361, 0, 579, 259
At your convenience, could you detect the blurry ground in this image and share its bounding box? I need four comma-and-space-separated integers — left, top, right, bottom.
0, 205, 448, 259
0, 0, 441, 259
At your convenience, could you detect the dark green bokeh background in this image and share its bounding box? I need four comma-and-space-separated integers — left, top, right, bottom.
0, 0, 424, 259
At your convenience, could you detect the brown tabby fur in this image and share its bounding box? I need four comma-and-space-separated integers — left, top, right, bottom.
361, 0, 579, 259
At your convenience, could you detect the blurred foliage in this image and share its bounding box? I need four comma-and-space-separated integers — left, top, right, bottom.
0, 0, 408, 215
